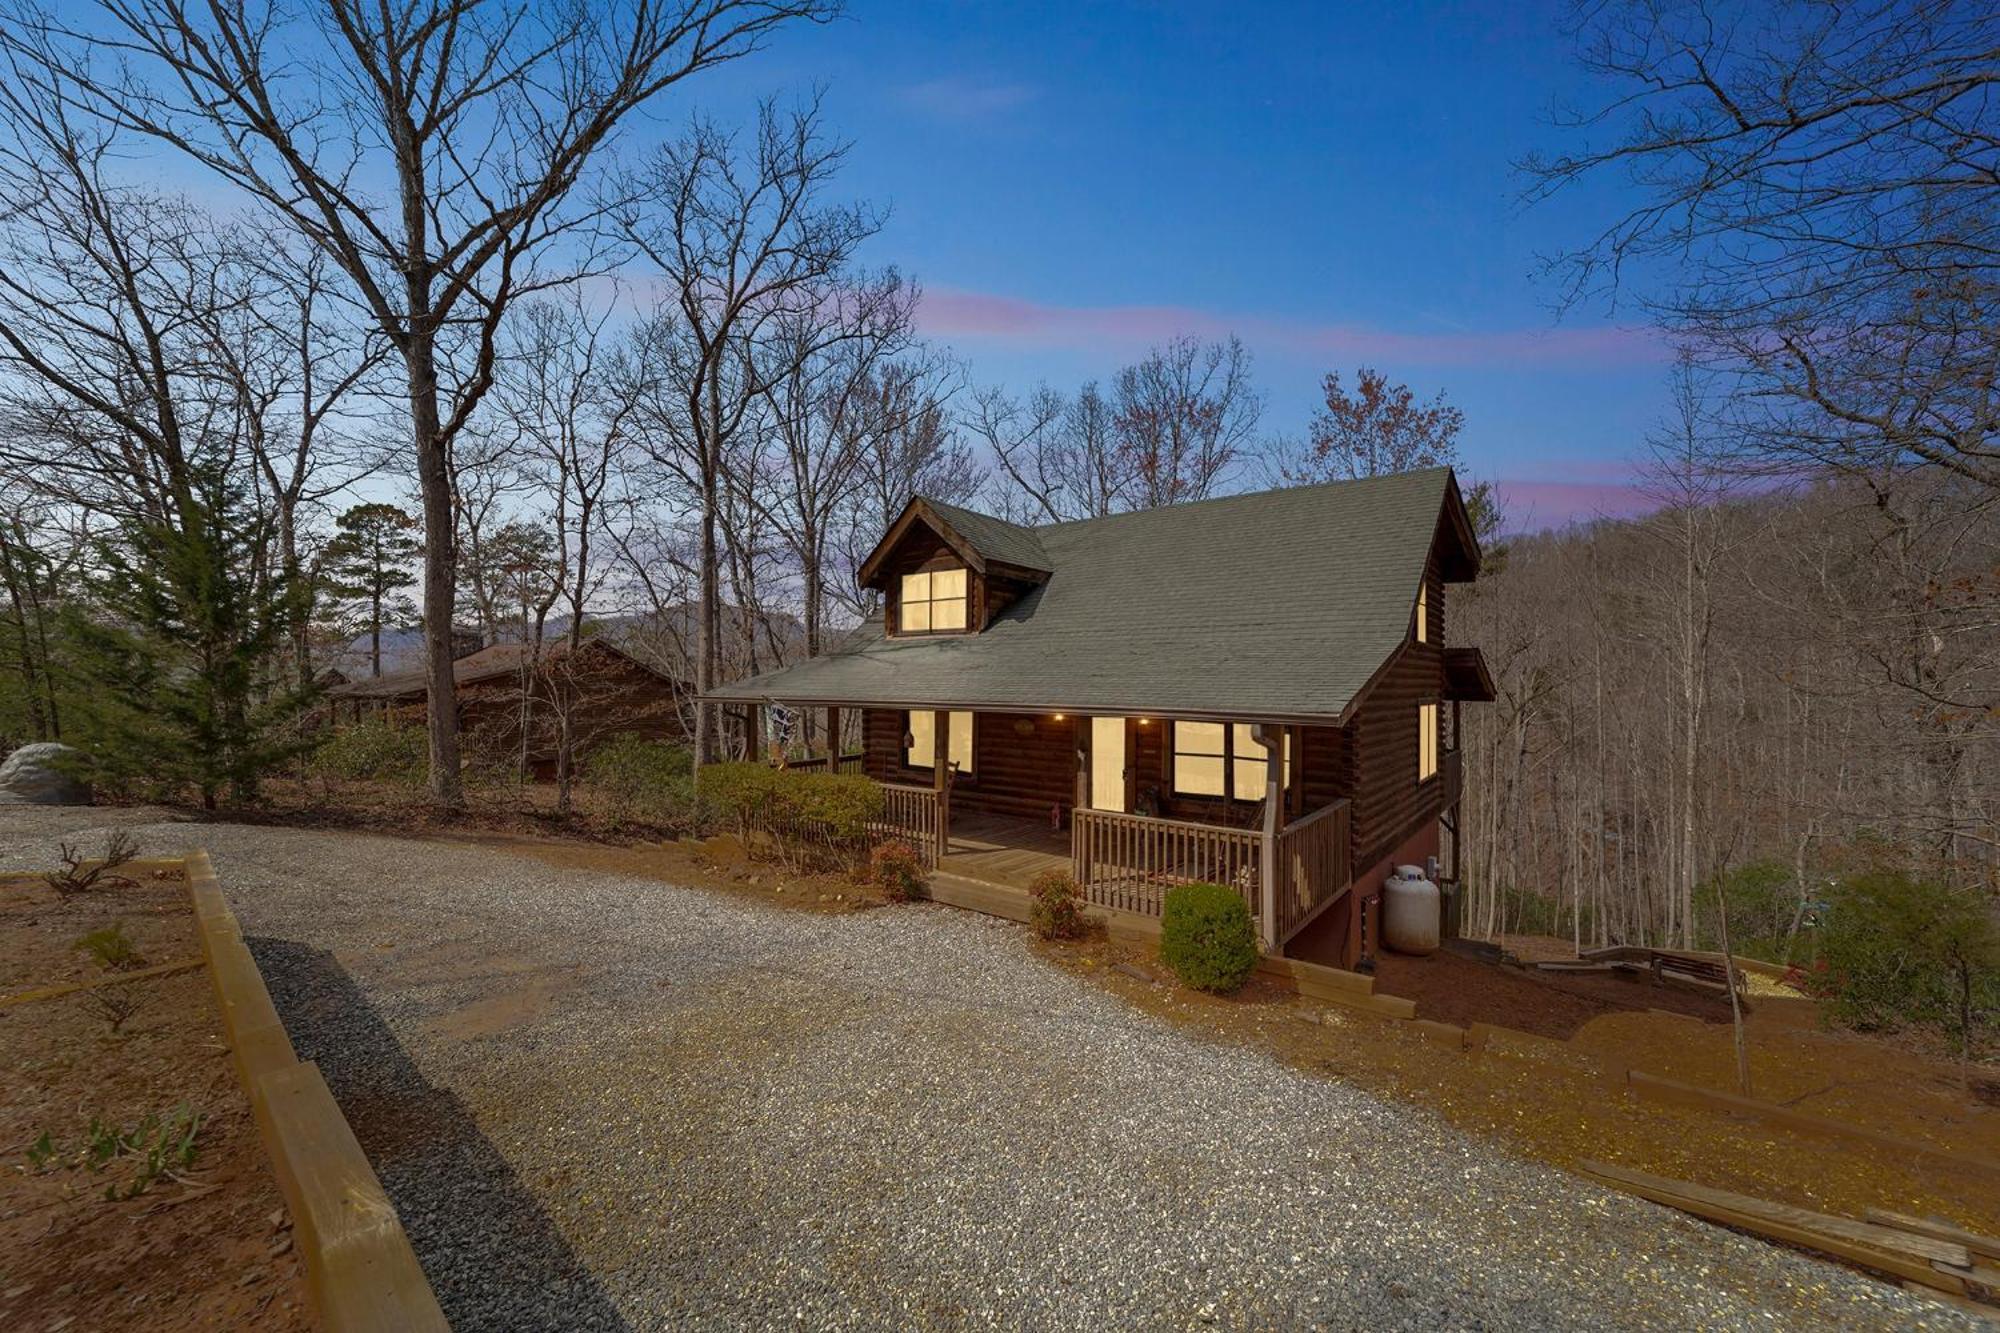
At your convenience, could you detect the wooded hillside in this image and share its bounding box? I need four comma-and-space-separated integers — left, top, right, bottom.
1456, 472, 1998, 953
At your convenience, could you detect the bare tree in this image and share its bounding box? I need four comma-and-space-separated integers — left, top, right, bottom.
751, 277, 919, 663
0, 0, 839, 806
972, 383, 1125, 523
1278, 367, 1466, 482
1526, 0, 2000, 494
979, 336, 1262, 522
618, 96, 882, 765
1111, 334, 1262, 507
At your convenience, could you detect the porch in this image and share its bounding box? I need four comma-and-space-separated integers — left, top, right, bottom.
879, 795, 1357, 954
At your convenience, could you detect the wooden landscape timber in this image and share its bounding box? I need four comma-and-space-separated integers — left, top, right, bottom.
1865, 1210, 2000, 1262
0, 955, 204, 1008
184, 851, 448, 1333
1578, 1161, 2000, 1312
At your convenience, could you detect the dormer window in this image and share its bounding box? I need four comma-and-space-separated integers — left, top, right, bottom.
900, 567, 968, 633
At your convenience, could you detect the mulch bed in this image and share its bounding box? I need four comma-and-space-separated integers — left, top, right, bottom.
0, 863, 311, 1332
1369, 944, 1735, 1039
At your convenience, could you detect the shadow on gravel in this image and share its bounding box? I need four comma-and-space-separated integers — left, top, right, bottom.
249, 937, 628, 1333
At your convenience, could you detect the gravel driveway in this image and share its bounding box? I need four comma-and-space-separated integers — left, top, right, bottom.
0, 808, 1971, 1331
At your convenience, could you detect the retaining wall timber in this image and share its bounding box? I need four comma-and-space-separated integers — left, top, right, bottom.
184, 851, 448, 1333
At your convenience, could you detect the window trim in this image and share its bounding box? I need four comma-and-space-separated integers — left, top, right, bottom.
895, 565, 970, 636
1418, 702, 1439, 783
904, 709, 974, 776
1169, 721, 1291, 802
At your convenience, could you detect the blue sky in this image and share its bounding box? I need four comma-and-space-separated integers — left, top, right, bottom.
687, 0, 1671, 527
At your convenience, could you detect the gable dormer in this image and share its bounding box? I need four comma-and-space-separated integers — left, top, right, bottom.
857, 498, 1051, 637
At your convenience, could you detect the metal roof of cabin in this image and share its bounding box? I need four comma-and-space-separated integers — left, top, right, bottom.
709, 467, 1469, 722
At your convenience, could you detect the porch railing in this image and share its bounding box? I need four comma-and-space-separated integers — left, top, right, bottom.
1271, 799, 1352, 946
874, 781, 947, 865
1071, 807, 1261, 920
782, 751, 866, 776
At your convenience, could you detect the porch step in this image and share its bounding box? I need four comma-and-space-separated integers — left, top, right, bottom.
926, 871, 1033, 924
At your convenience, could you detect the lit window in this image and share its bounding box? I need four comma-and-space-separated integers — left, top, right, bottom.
1172, 722, 1290, 800
1416, 583, 1428, 643
907, 710, 973, 773
1419, 703, 1439, 781
899, 567, 967, 633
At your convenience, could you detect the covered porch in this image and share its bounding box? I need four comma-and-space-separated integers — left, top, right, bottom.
744, 700, 1367, 955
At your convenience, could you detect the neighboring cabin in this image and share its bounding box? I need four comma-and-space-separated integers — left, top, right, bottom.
708, 467, 1493, 969
325, 637, 688, 778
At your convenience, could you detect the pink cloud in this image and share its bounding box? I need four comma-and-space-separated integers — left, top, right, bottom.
1492, 479, 1659, 531
917, 286, 1668, 370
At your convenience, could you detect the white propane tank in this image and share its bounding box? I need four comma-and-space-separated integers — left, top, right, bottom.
1382, 864, 1441, 956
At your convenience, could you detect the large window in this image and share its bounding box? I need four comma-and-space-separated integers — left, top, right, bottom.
906, 710, 973, 774
899, 567, 968, 633
1171, 722, 1290, 801
1418, 703, 1439, 782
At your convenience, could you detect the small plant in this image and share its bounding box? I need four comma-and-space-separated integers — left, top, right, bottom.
1028, 869, 1087, 940
869, 840, 927, 902
1159, 882, 1259, 994
73, 922, 146, 972
81, 984, 144, 1034
29, 1106, 204, 1199
43, 830, 140, 898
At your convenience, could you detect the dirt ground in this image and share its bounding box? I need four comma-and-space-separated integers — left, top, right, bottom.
0, 865, 310, 1333
1022, 929, 2000, 1257
1369, 943, 1734, 1037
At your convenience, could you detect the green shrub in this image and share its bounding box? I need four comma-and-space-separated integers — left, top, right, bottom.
1028, 869, 1087, 940
584, 734, 695, 828
870, 840, 927, 902
1695, 860, 1797, 961
1814, 870, 1998, 1064
694, 761, 781, 834
73, 922, 145, 972
696, 763, 888, 868
310, 718, 426, 785
789, 773, 884, 842
1159, 882, 1258, 994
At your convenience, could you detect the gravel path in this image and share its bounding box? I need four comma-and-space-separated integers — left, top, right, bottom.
0, 808, 1971, 1331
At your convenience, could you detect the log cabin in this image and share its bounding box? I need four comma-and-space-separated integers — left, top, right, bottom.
325, 637, 688, 778
706, 467, 1494, 968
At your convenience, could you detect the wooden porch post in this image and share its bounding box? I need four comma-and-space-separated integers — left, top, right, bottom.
747, 703, 764, 763
1255, 723, 1281, 953
932, 709, 950, 860
1073, 719, 1088, 813
826, 705, 842, 761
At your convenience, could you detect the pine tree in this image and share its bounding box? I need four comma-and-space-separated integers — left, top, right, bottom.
322, 504, 420, 677
67, 473, 309, 809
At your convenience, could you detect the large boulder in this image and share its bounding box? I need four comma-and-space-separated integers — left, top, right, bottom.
0, 742, 92, 806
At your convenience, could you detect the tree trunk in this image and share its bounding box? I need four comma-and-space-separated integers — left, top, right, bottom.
0, 529, 48, 741
693, 373, 724, 768
409, 339, 464, 809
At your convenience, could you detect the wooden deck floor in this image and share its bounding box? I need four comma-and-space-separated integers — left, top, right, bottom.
937, 811, 1070, 890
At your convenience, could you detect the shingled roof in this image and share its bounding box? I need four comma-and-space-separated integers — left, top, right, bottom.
711, 467, 1476, 723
